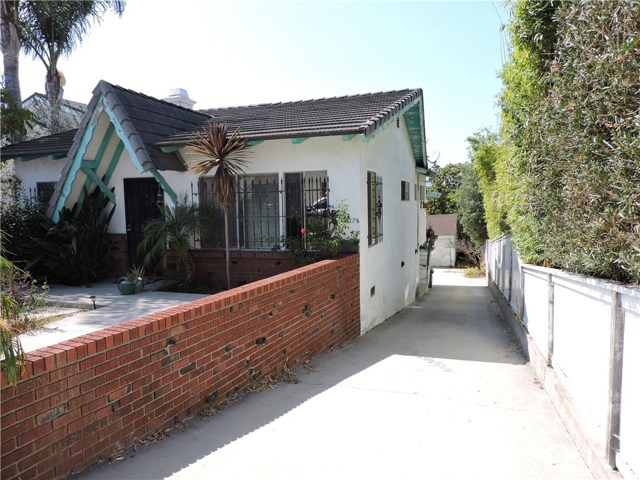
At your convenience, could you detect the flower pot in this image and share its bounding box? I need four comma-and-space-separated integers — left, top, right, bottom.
117, 277, 136, 295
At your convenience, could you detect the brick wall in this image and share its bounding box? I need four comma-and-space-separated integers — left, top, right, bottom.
0, 255, 360, 479
106, 234, 128, 278
165, 250, 298, 288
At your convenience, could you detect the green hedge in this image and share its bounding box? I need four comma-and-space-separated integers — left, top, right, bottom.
498, 0, 640, 283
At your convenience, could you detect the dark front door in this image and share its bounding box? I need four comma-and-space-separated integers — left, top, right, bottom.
124, 178, 162, 270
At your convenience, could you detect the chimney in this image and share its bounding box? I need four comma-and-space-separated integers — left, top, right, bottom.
162, 88, 196, 109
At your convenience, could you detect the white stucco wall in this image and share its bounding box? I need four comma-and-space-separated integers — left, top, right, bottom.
357, 119, 424, 333
13, 157, 66, 201
430, 235, 456, 267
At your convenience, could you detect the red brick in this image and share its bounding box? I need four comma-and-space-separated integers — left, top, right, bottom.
28, 354, 47, 376
1, 462, 18, 479
68, 412, 95, 434
107, 385, 131, 403
17, 444, 52, 472
94, 358, 120, 375
34, 378, 67, 400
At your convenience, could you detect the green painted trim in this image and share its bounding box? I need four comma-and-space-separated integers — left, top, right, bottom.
415, 167, 428, 175
150, 169, 177, 203
341, 134, 356, 142
362, 101, 417, 143
101, 98, 145, 174
160, 145, 182, 153
291, 137, 309, 144
104, 141, 125, 185
247, 140, 264, 147
80, 164, 116, 203
52, 103, 104, 222
78, 123, 116, 207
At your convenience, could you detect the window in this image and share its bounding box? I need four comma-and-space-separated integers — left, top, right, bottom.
401, 180, 410, 201
198, 171, 328, 250
36, 182, 56, 205
367, 171, 383, 246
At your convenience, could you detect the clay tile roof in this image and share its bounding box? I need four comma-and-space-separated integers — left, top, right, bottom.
0, 129, 77, 160
2, 84, 425, 169
70, 81, 211, 172
156, 88, 423, 145
427, 214, 459, 236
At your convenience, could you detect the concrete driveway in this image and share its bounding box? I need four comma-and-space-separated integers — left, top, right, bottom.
73, 269, 593, 480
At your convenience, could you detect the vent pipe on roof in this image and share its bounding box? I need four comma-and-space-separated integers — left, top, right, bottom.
162, 88, 196, 109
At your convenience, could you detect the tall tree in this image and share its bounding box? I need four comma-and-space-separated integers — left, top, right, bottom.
467, 129, 509, 240
189, 123, 250, 290
1, 1, 22, 106
19, 0, 125, 131
455, 163, 487, 247
425, 162, 466, 215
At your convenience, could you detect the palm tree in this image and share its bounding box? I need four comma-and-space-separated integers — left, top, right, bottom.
138, 194, 201, 283
19, 0, 125, 131
1, 1, 22, 106
189, 123, 250, 290
0, 241, 25, 387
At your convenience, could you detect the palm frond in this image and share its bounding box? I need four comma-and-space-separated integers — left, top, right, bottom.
189, 123, 250, 210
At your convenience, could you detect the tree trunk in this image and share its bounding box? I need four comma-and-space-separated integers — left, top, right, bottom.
46, 66, 64, 134
0, 1, 21, 105
1, 0, 23, 142
224, 211, 231, 290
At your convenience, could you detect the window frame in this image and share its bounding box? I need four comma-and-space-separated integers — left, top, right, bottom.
367, 171, 383, 246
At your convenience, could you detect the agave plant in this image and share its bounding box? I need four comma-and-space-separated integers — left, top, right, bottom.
189, 123, 250, 290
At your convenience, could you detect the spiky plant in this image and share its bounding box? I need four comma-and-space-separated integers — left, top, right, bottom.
0, 239, 25, 387
189, 123, 250, 290
138, 194, 201, 282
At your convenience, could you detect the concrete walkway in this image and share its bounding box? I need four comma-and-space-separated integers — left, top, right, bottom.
73, 269, 594, 480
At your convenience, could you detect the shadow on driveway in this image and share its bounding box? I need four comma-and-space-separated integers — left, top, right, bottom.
74, 273, 591, 480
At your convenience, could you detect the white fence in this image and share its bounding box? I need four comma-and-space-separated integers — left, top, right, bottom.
487, 235, 640, 479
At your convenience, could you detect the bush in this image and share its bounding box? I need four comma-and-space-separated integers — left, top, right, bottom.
28, 188, 115, 285
277, 200, 359, 266
0, 196, 48, 263
498, 0, 640, 283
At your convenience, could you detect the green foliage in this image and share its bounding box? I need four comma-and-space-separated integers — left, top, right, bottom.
496, 0, 640, 283
277, 200, 359, 266
27, 188, 115, 285
138, 195, 203, 282
455, 163, 487, 247
0, 238, 48, 386
425, 163, 466, 214
0, 194, 48, 262
0, 88, 36, 143
467, 130, 509, 240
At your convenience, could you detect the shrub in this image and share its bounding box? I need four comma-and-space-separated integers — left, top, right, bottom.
497, 0, 640, 283
28, 188, 115, 285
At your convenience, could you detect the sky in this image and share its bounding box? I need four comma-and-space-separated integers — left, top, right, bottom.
13, 0, 509, 166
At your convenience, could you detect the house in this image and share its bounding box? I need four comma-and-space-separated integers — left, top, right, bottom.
22, 92, 87, 140
426, 214, 458, 267
0, 94, 86, 204
0, 80, 429, 333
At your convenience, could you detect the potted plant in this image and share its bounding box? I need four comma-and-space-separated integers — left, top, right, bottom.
117, 265, 145, 295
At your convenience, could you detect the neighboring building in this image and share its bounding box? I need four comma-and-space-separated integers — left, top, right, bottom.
22, 93, 87, 140
427, 214, 458, 267
0, 80, 430, 333
0, 93, 86, 204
